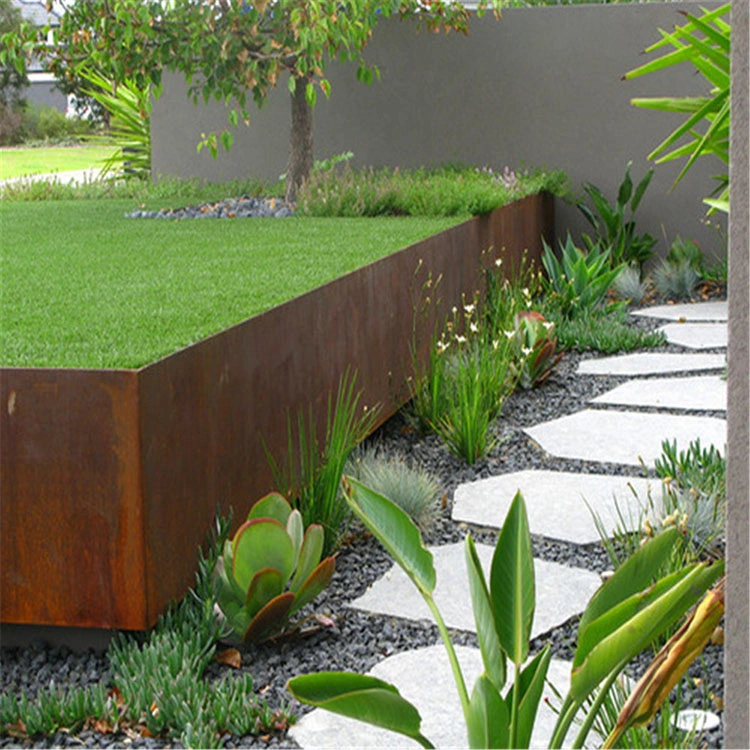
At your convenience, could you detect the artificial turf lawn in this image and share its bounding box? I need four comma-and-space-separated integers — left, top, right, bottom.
0, 146, 115, 180
0, 200, 462, 369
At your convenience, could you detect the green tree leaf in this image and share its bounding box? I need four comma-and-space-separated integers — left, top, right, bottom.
490, 491, 534, 665
287, 673, 435, 748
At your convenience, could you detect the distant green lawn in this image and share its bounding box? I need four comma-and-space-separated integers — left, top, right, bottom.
0, 200, 461, 368
0, 145, 115, 180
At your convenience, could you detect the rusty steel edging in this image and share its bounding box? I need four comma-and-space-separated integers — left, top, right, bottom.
1, 194, 553, 630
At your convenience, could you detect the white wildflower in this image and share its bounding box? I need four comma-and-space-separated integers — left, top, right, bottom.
504, 330, 515, 339
455, 335, 467, 344
522, 346, 533, 357
464, 303, 475, 314
469, 322, 479, 334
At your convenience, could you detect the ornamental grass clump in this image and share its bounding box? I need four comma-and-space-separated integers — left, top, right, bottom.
409, 299, 517, 464
213, 493, 336, 644
266, 369, 379, 555
347, 447, 441, 530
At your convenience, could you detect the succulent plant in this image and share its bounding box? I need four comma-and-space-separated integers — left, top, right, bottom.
214, 493, 335, 644
511, 310, 563, 389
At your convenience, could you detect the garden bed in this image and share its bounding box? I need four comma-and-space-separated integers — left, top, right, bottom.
0, 192, 554, 630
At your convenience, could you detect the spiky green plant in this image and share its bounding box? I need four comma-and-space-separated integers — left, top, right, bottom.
541, 234, 625, 319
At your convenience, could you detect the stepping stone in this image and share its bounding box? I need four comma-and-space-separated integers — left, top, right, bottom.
577, 352, 725, 376
290, 645, 576, 749
349, 543, 601, 640
525, 409, 726, 467
452, 470, 655, 544
591, 375, 726, 412
659, 322, 727, 349
632, 300, 728, 321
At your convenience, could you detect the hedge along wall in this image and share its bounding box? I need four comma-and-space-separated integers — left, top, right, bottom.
150, 2, 726, 262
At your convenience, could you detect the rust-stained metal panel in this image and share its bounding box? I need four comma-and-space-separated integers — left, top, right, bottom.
0, 369, 147, 629
1, 194, 553, 630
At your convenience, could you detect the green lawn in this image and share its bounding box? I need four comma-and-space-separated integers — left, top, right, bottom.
0, 145, 115, 180
0, 200, 462, 368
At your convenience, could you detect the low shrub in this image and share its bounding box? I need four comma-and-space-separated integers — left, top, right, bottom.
0, 172, 273, 202
548, 306, 666, 354
348, 447, 442, 530
296, 164, 568, 218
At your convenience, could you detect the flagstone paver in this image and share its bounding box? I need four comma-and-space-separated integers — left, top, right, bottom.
349, 542, 601, 639
452, 470, 656, 544
591, 375, 727, 412
631, 300, 728, 321
577, 352, 726, 376
289, 645, 576, 749
659, 322, 728, 349
524, 409, 726, 467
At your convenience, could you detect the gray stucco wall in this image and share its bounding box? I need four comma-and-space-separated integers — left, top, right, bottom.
151, 2, 726, 261
725, 0, 749, 746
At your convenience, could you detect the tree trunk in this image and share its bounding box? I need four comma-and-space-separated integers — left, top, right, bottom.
285, 75, 314, 204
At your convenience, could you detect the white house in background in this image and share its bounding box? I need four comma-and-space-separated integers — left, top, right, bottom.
10, 0, 67, 112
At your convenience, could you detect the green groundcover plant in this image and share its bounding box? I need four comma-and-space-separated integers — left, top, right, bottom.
288, 480, 723, 749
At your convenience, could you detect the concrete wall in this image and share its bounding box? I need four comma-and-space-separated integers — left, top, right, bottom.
725, 0, 749, 746
151, 2, 726, 261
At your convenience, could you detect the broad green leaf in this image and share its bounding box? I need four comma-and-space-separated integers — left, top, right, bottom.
243, 592, 295, 644
617, 162, 633, 206
289, 556, 336, 615
245, 567, 285, 618
287, 673, 434, 748
631, 168, 653, 213
286, 509, 304, 570
467, 674, 509, 749
571, 560, 723, 702
233, 519, 294, 592
344, 477, 436, 594
578, 527, 680, 635
248, 492, 292, 525
465, 536, 506, 690
290, 524, 324, 593
490, 492, 534, 665
504, 647, 552, 749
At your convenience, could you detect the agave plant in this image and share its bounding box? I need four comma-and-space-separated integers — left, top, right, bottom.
541, 234, 625, 319
511, 310, 563, 390
214, 493, 335, 644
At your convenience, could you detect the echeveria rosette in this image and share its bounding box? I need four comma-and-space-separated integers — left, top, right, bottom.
215, 492, 335, 644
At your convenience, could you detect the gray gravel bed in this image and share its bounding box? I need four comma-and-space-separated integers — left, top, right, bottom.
125, 197, 294, 220
0, 311, 725, 748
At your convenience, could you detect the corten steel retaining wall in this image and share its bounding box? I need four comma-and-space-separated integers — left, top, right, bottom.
0, 193, 553, 631
151, 2, 726, 262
